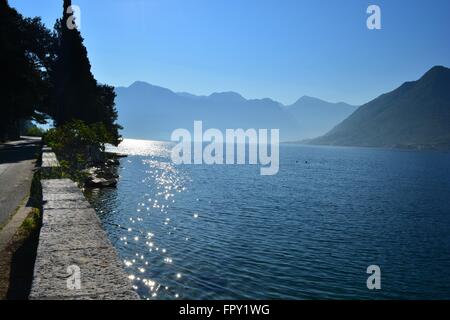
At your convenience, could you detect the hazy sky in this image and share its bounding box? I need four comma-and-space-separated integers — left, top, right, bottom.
9, 0, 450, 105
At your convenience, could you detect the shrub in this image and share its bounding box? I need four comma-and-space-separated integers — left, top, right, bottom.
25, 125, 46, 137
44, 120, 115, 152
43, 120, 118, 182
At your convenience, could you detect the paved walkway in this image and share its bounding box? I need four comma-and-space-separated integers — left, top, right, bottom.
0, 137, 41, 228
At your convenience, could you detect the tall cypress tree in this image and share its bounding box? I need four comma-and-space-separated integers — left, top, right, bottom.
51, 0, 121, 144
52, 0, 98, 126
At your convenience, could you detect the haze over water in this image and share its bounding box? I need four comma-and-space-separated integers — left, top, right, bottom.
86, 139, 450, 299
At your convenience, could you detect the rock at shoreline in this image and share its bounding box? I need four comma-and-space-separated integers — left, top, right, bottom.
83, 165, 119, 188
86, 177, 118, 188
105, 151, 127, 158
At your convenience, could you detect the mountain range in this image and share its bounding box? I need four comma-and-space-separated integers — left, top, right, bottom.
114, 82, 357, 142
115, 65, 450, 149
308, 66, 450, 149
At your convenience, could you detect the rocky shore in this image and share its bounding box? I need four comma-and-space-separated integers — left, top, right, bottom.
83, 151, 126, 188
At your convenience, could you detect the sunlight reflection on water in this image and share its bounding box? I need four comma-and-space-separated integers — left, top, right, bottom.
103, 139, 191, 299
106, 139, 173, 158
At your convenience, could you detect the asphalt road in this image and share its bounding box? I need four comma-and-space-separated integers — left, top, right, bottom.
0, 137, 41, 227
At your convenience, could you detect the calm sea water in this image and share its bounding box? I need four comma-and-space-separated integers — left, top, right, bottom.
85, 139, 450, 300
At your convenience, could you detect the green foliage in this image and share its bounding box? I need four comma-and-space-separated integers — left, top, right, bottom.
21, 208, 41, 232
22, 171, 42, 231
44, 120, 115, 151
43, 120, 116, 182
25, 126, 46, 137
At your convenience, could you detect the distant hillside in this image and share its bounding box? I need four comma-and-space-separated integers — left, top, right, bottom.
308, 66, 450, 149
284, 96, 357, 139
115, 82, 355, 142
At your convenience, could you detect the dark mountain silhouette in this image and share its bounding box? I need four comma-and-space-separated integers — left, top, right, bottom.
309, 66, 450, 149
115, 82, 355, 142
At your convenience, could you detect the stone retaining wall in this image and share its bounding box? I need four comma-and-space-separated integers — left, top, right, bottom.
29, 147, 139, 300
41, 146, 61, 178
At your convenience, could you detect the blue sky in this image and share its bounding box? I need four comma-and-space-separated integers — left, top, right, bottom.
9, 0, 450, 105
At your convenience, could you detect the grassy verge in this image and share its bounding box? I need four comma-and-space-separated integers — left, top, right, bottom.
0, 172, 42, 300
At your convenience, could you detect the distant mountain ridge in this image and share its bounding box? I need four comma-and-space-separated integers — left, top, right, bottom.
284, 96, 357, 139
308, 66, 450, 149
115, 83, 357, 142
